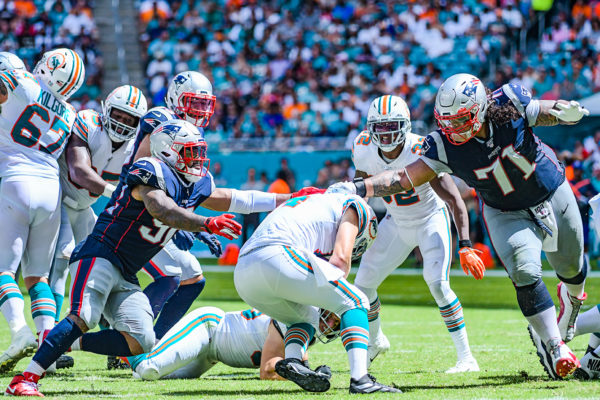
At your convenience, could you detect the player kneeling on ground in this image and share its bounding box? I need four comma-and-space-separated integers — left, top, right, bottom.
6, 119, 241, 397
234, 193, 400, 394
125, 306, 338, 381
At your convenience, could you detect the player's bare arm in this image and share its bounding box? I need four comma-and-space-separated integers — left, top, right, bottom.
354, 170, 369, 179
364, 159, 437, 198
132, 185, 209, 232
329, 207, 359, 277
200, 187, 291, 212
535, 100, 588, 127
66, 135, 114, 196
429, 174, 469, 241
259, 322, 286, 380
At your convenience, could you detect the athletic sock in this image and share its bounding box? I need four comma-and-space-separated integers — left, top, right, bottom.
367, 296, 382, 341
575, 304, 600, 337
28, 282, 56, 335
154, 278, 206, 340
516, 279, 559, 343
558, 262, 587, 299
52, 292, 64, 324
527, 307, 562, 344
341, 308, 369, 380
438, 296, 472, 360
588, 333, 600, 350
143, 275, 180, 318
80, 329, 133, 356
0, 275, 27, 336
32, 317, 82, 370
284, 322, 315, 360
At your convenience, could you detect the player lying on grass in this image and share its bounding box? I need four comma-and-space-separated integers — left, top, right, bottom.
5, 119, 243, 397
234, 192, 400, 394
114, 306, 339, 381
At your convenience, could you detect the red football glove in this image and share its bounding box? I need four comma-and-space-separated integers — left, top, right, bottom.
291, 186, 326, 198
204, 214, 242, 240
458, 247, 485, 280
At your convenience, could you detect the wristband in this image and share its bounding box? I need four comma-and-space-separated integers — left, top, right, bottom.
458, 239, 473, 249
102, 183, 116, 198
353, 177, 367, 197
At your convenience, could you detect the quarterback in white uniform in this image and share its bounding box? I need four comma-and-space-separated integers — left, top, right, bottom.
0, 48, 85, 372
129, 306, 336, 381
50, 85, 148, 324
235, 193, 400, 394
352, 95, 484, 373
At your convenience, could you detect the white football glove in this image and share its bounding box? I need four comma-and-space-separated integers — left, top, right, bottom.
549, 100, 589, 123
325, 181, 357, 195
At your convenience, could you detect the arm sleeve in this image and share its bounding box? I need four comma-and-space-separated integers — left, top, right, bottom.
228, 189, 277, 213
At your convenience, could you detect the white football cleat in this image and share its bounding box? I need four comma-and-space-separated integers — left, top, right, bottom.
445, 357, 479, 373
557, 282, 586, 343
367, 332, 390, 368
0, 327, 37, 373
528, 325, 579, 379
574, 349, 600, 380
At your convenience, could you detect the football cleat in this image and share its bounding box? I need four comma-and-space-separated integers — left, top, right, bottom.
528, 325, 579, 379
275, 358, 330, 392
55, 354, 74, 370
107, 356, 130, 370
349, 374, 402, 394
557, 282, 586, 343
445, 357, 479, 373
573, 349, 600, 380
367, 332, 390, 368
5, 373, 43, 397
0, 327, 37, 373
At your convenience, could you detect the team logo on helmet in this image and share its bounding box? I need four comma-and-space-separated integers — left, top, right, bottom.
462, 82, 478, 98
46, 53, 66, 75
173, 74, 187, 87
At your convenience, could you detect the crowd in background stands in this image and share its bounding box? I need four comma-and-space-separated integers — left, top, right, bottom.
0, 0, 103, 109
138, 0, 599, 149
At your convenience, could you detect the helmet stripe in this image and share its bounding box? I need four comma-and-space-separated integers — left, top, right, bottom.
58, 50, 76, 95
387, 95, 392, 114
381, 96, 388, 116
132, 87, 140, 108
378, 96, 383, 115
60, 50, 82, 96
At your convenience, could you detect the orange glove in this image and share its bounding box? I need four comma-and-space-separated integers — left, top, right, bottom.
458, 242, 485, 280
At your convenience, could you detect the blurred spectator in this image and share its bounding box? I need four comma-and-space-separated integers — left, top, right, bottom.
267, 170, 291, 194
211, 161, 227, 187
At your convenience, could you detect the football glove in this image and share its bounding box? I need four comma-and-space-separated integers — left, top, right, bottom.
196, 231, 223, 257
549, 101, 589, 123
458, 246, 485, 280
325, 181, 357, 195
172, 230, 195, 251
291, 186, 326, 198
204, 214, 242, 240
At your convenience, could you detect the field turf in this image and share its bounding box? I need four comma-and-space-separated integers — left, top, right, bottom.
1, 269, 600, 399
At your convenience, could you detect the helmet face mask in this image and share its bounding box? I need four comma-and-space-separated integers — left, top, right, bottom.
175, 92, 216, 127
174, 140, 210, 179
367, 96, 411, 152
102, 85, 148, 142
316, 309, 341, 344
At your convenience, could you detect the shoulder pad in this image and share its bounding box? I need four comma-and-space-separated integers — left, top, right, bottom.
492, 84, 532, 116
140, 107, 176, 137
0, 70, 19, 92
126, 157, 167, 191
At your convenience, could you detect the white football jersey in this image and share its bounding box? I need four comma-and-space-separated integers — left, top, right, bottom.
0, 70, 77, 179
241, 193, 371, 258
352, 131, 444, 223
213, 309, 285, 368
59, 109, 134, 210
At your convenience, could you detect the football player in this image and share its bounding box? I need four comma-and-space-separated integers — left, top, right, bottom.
328, 73, 589, 379
6, 119, 243, 396
352, 95, 481, 372
0, 48, 84, 373
121, 306, 337, 381
234, 193, 400, 394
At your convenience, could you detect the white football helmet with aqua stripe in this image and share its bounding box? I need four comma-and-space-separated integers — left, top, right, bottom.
33, 48, 85, 102
0, 52, 25, 71
367, 95, 411, 151
102, 85, 148, 142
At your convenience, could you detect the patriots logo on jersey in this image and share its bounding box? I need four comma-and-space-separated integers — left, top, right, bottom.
129, 168, 152, 184
421, 138, 431, 154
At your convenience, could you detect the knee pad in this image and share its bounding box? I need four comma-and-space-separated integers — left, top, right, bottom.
426, 279, 453, 305
511, 263, 542, 287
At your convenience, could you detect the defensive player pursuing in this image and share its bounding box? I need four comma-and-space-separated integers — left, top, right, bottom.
5, 119, 242, 396
123, 306, 338, 381
0, 48, 84, 373
235, 193, 400, 394
329, 73, 589, 379
352, 95, 482, 372
50, 85, 148, 325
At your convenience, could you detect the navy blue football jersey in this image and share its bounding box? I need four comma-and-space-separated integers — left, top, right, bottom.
71, 157, 215, 284
421, 83, 564, 211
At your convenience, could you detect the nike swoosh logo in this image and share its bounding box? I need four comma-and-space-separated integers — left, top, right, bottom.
562, 205, 568, 214
7, 386, 16, 394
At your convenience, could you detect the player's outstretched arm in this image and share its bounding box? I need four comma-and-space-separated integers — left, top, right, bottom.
363, 159, 437, 198
329, 207, 359, 278
66, 135, 115, 198
260, 323, 286, 380
201, 187, 280, 212
535, 100, 589, 127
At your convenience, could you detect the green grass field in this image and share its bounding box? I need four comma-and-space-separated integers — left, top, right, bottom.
1, 269, 600, 399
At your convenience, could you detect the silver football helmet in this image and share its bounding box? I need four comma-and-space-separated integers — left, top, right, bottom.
150, 119, 209, 183
434, 73, 489, 145
33, 48, 85, 101
165, 71, 216, 128
0, 52, 25, 71
102, 85, 148, 142
347, 196, 378, 261
367, 95, 411, 151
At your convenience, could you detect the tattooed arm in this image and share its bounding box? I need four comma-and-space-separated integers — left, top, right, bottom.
354, 170, 369, 179
364, 159, 437, 197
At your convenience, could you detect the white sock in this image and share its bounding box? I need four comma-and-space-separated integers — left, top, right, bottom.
575, 306, 600, 337
526, 307, 561, 344
1, 297, 27, 337
449, 328, 472, 361
564, 282, 585, 299
284, 343, 304, 360
347, 348, 368, 380
70, 337, 81, 351
24, 360, 45, 376
34, 315, 56, 337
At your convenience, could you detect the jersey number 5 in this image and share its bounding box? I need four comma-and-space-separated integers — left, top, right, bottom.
473, 145, 535, 195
